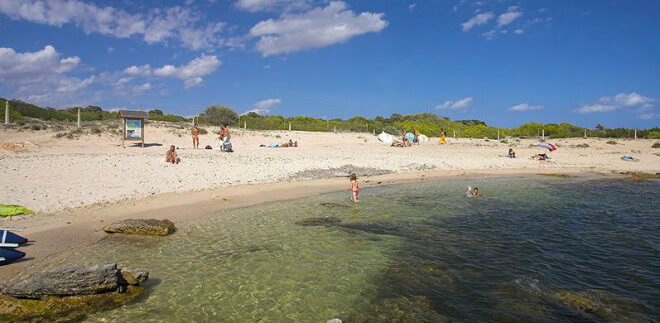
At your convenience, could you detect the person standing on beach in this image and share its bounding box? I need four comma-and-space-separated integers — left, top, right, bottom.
346, 173, 359, 202
192, 123, 200, 149
439, 129, 447, 145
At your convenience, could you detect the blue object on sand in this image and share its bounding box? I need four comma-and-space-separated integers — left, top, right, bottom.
0, 248, 25, 264
406, 132, 415, 141
1, 229, 28, 245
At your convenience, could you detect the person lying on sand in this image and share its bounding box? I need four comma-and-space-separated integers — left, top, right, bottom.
391, 140, 403, 147
508, 148, 516, 158
166, 145, 180, 164
533, 153, 549, 160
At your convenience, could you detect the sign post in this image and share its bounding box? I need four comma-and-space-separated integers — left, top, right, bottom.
118, 110, 149, 148
4, 100, 8, 125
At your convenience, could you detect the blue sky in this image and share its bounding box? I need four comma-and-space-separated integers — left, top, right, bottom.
0, 0, 658, 128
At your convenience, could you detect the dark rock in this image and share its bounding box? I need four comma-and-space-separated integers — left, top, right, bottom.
1, 263, 149, 299
103, 218, 175, 236
2, 263, 120, 299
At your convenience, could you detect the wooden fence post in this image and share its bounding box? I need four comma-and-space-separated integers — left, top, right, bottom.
4, 100, 8, 125
77, 107, 81, 128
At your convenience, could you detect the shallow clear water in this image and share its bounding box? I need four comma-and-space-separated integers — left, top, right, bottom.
37, 177, 660, 322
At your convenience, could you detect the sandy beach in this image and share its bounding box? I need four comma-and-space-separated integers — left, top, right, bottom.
1, 122, 659, 279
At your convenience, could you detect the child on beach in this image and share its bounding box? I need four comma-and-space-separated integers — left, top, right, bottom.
346, 173, 359, 202
166, 145, 180, 164
508, 148, 516, 158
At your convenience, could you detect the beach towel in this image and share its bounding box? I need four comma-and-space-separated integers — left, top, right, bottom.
0, 204, 34, 217
418, 134, 429, 142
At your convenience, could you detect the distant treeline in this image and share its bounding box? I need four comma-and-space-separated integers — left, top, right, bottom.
2, 98, 658, 139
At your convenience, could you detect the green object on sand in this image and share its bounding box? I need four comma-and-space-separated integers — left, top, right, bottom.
0, 204, 34, 217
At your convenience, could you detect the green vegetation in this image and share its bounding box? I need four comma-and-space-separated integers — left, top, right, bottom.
2, 97, 658, 139
201, 105, 238, 126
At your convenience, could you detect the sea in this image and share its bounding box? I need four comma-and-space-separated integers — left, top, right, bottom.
37, 176, 660, 322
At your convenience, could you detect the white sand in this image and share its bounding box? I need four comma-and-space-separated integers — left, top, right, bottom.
1, 122, 659, 214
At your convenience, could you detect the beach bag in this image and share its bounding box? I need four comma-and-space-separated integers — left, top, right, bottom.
377, 131, 394, 145
205, 145, 212, 149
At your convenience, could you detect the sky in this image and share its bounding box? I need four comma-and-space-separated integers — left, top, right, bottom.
0, 0, 659, 128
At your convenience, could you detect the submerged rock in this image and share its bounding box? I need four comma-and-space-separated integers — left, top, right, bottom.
295, 217, 341, 226
350, 295, 447, 322
0, 263, 149, 321
320, 202, 350, 208
103, 218, 175, 236
0, 285, 144, 321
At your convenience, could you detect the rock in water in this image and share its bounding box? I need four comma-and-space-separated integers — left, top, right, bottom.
2, 264, 120, 299
119, 268, 149, 285
103, 219, 175, 236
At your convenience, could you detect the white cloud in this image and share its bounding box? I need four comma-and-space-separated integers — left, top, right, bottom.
0, 45, 96, 106
107, 47, 115, 52
482, 29, 497, 39
132, 82, 152, 93
236, 0, 312, 13
514, 29, 524, 34
122, 55, 220, 88
244, 98, 281, 115
249, 1, 388, 56
0, 0, 229, 50
575, 92, 656, 119
497, 11, 522, 27
436, 97, 473, 110
124, 65, 152, 76
507, 6, 520, 12
408, 4, 417, 12
461, 12, 493, 31
509, 103, 543, 112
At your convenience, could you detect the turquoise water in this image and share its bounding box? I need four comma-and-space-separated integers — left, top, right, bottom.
37, 177, 659, 322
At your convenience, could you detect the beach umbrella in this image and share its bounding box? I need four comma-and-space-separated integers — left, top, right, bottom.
538, 142, 557, 151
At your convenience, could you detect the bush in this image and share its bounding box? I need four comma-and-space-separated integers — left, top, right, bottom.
202, 106, 238, 126
652, 142, 660, 149
198, 128, 208, 135
31, 124, 41, 131
91, 127, 102, 134
606, 140, 617, 145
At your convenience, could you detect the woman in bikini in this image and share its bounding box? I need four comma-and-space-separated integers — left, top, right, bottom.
346, 173, 359, 202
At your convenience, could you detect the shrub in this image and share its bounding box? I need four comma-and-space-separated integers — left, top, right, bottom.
575, 143, 590, 148
91, 127, 102, 134
55, 132, 67, 138
606, 140, 617, 145
198, 128, 208, 135
201, 106, 239, 126
31, 124, 41, 131
652, 142, 660, 148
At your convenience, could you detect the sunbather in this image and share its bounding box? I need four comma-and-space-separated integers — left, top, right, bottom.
166, 145, 180, 164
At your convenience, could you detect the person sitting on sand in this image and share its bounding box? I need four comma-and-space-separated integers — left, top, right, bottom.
403, 137, 412, 147
166, 145, 180, 164
413, 128, 421, 144
191, 124, 199, 149
346, 173, 359, 202
508, 148, 516, 158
